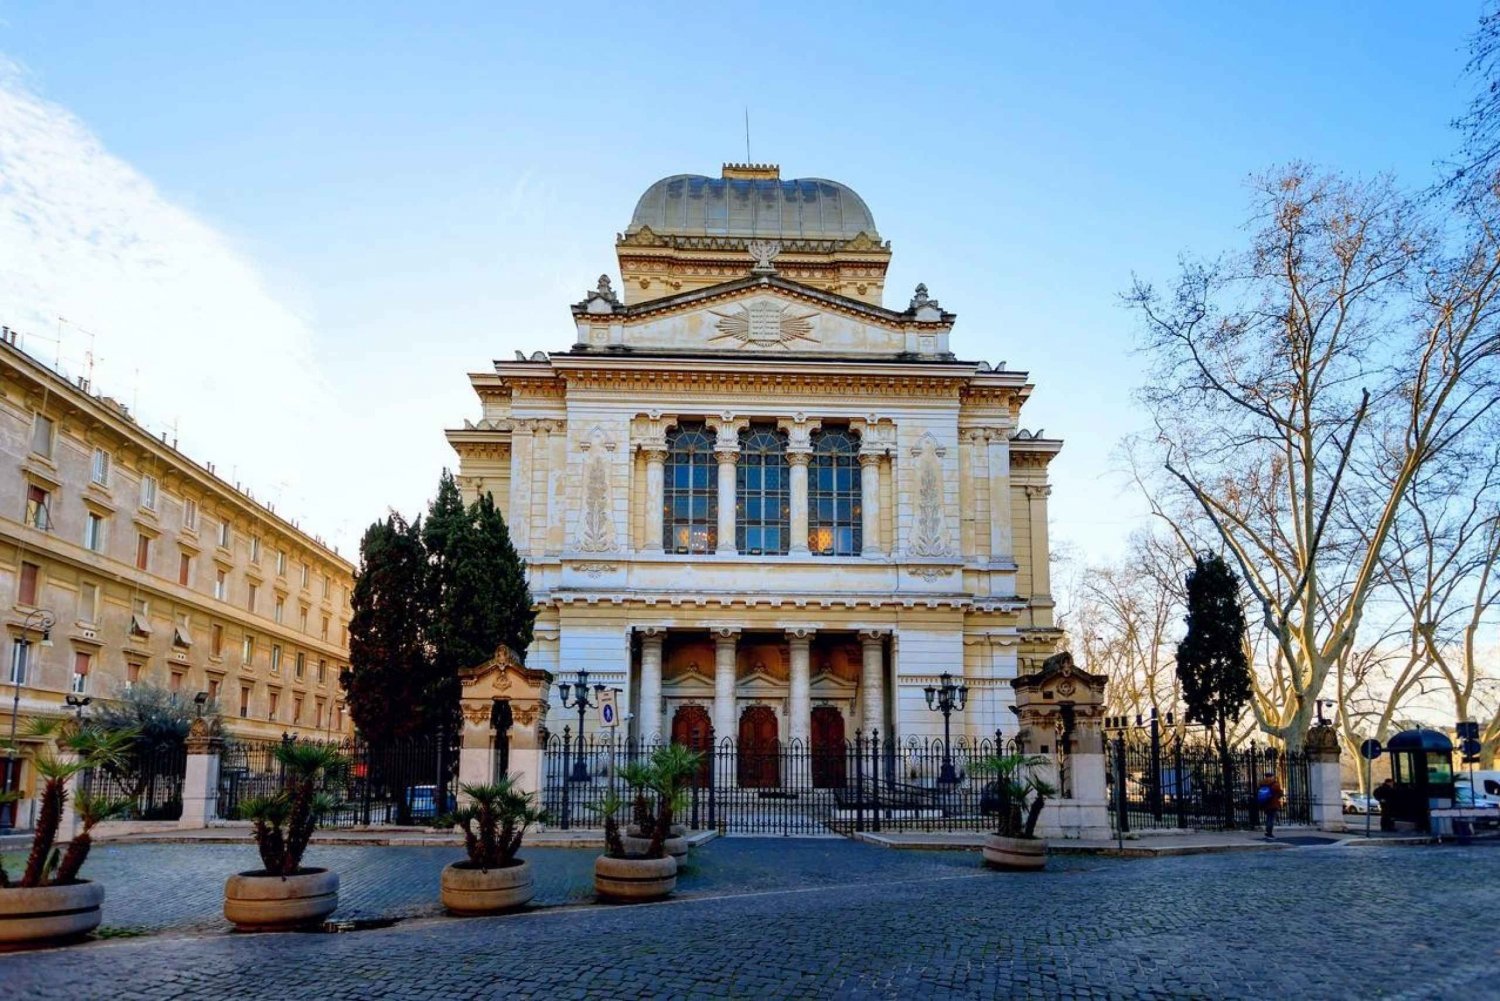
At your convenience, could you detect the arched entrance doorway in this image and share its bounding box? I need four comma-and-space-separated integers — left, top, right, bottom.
670, 704, 714, 787
810, 706, 846, 788
737, 705, 780, 788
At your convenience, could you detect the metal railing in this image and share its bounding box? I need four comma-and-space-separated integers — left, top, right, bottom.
1107, 736, 1311, 832
80, 742, 187, 821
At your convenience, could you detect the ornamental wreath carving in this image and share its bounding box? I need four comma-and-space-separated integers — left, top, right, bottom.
709, 300, 818, 348
908, 433, 951, 557
576, 427, 618, 553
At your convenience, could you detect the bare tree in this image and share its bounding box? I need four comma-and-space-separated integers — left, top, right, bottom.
1126, 166, 1500, 750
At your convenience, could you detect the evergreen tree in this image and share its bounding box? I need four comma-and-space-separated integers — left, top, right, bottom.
473, 490, 535, 662
1176, 552, 1252, 822
343, 515, 434, 741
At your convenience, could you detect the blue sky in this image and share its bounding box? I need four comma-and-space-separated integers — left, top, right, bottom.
0, 1, 1484, 560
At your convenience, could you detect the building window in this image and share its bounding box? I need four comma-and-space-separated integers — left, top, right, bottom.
239, 685, 251, 717
130, 598, 151, 638
315, 699, 325, 728
247, 583, 258, 613
243, 634, 255, 666
335, 704, 343, 730
809, 428, 862, 556
169, 671, 183, 692
207, 677, 221, 702
294, 651, 305, 679
9, 640, 26, 685
78, 581, 98, 624
179, 552, 192, 587
173, 613, 192, 649
320, 615, 328, 641
274, 596, 284, 624
71, 652, 90, 693
140, 474, 158, 511
317, 659, 327, 685
663, 422, 717, 553
250, 536, 262, 564
268, 689, 280, 720
299, 607, 308, 633
300, 562, 309, 589
275, 549, 286, 576
736, 425, 789, 555
271, 644, 282, 674
322, 573, 330, 598
135, 533, 151, 571
126, 662, 142, 690
83, 511, 105, 553
30, 414, 54, 459
184, 498, 198, 531
18, 561, 39, 606
292, 696, 303, 725
24, 484, 51, 530
210, 622, 224, 658
90, 448, 110, 486
214, 568, 227, 601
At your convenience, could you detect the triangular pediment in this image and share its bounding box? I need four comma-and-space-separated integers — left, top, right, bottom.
571, 275, 954, 359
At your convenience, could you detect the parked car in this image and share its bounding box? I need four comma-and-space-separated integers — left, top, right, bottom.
1342, 790, 1379, 814
405, 785, 456, 822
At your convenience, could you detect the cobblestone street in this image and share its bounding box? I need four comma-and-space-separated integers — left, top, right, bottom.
2, 839, 1496, 999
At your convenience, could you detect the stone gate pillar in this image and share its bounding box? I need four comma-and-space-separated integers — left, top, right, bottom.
1011, 652, 1109, 839
178, 717, 224, 830
458, 645, 552, 801
1306, 723, 1343, 832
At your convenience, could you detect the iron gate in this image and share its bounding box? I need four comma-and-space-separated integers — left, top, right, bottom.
1106, 735, 1311, 832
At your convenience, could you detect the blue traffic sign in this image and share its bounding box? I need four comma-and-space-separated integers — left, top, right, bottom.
1457, 721, 1480, 740
1460, 737, 1482, 758
1359, 738, 1383, 760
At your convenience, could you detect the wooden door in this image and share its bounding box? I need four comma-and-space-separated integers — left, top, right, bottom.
737, 705, 780, 788
810, 706, 847, 788
671, 705, 714, 787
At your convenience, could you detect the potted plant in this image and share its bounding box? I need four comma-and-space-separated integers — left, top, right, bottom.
0, 719, 134, 947
976, 752, 1056, 871
439, 776, 545, 915
619, 755, 690, 860
592, 746, 702, 901
223, 741, 345, 930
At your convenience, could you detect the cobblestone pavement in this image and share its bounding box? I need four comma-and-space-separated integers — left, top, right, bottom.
2, 840, 1497, 999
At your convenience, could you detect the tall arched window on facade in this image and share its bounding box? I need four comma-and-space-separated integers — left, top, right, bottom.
663, 422, 717, 553
809, 428, 862, 555
737, 425, 789, 554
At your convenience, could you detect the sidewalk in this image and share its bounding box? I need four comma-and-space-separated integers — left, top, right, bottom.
98, 823, 718, 850
853, 828, 1432, 856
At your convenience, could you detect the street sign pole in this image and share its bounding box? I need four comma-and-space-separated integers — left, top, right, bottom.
1359, 738, 1383, 839
1365, 755, 1372, 839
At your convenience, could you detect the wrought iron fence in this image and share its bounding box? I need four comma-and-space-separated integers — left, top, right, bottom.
542, 728, 1026, 836
216, 732, 457, 828
80, 741, 187, 820
1106, 735, 1311, 832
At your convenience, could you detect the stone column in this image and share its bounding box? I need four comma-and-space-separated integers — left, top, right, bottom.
1306, 724, 1343, 832
788, 452, 812, 555
713, 628, 740, 744
1025, 484, 1052, 598
638, 628, 664, 743
787, 629, 813, 746
179, 718, 224, 829
859, 452, 882, 556
457, 703, 498, 801
715, 446, 738, 556
988, 434, 1012, 562
643, 445, 667, 552
859, 631, 885, 738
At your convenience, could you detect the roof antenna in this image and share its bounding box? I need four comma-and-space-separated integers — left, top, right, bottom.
744, 107, 751, 163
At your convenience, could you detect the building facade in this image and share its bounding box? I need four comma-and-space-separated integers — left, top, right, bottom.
0, 331, 355, 784
448, 164, 1062, 753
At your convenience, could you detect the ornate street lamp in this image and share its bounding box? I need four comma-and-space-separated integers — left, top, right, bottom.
558, 670, 606, 782
2, 608, 54, 834
924, 671, 968, 784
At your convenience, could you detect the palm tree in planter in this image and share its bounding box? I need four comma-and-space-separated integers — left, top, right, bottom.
619, 751, 694, 860
975, 752, 1057, 871
0, 718, 134, 947
439, 776, 545, 915
223, 741, 346, 931
592, 745, 704, 901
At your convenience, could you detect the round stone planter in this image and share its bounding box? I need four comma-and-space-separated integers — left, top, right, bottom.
0, 881, 103, 948
621, 833, 688, 859
594, 854, 677, 902
440, 859, 535, 915
223, 868, 339, 931
982, 834, 1047, 871
626, 823, 688, 837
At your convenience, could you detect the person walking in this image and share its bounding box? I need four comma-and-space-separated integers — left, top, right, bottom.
1373, 777, 1396, 832
1257, 770, 1284, 839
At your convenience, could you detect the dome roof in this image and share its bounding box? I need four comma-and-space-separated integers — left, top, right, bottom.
1387, 728, 1453, 752
626, 168, 879, 241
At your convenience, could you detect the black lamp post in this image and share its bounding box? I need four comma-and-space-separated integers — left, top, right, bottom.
558, 670, 606, 782
64, 694, 91, 720
923, 672, 968, 784
3, 608, 54, 834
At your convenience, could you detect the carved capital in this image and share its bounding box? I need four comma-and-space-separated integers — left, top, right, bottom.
857, 451, 883, 469
858, 630, 887, 646
785, 627, 815, 643
1024, 484, 1053, 500
787, 450, 813, 467
712, 626, 742, 642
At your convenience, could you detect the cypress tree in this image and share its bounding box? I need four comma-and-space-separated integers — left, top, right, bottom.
1176, 552, 1252, 819
343, 515, 433, 742
472, 490, 535, 662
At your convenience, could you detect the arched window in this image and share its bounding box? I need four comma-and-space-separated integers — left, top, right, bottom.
663, 423, 717, 553
809, 428, 861, 556
737, 426, 789, 554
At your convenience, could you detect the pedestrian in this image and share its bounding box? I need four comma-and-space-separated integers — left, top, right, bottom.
1373, 777, 1396, 832
1256, 770, 1284, 839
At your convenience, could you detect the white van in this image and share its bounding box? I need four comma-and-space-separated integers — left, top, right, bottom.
1453, 770, 1500, 808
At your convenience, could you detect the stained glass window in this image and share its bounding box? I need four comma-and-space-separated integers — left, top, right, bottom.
663, 423, 717, 553
808, 428, 862, 555
737, 426, 789, 554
